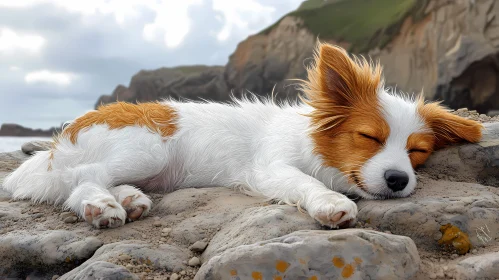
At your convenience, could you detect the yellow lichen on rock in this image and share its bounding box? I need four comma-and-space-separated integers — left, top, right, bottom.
438, 223, 471, 255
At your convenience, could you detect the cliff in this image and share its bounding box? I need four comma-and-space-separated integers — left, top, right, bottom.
0, 123, 59, 137
95, 0, 499, 115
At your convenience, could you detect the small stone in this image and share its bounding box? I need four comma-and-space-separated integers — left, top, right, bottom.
471, 249, 478, 254
170, 273, 180, 280
160, 237, 166, 242
161, 227, 172, 237
440, 258, 445, 263
32, 213, 44, 219
126, 264, 134, 271
59, 212, 74, 220
153, 221, 162, 227
443, 265, 448, 271
428, 272, 437, 279
180, 271, 186, 276
52, 275, 60, 280
142, 234, 147, 238
189, 241, 208, 253
188, 257, 200, 267
436, 269, 444, 278
118, 254, 132, 261
451, 254, 458, 259
64, 216, 78, 223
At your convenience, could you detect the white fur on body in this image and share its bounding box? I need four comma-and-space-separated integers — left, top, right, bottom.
2, 91, 425, 228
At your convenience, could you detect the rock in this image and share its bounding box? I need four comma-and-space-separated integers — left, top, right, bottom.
94, 66, 228, 109
202, 206, 321, 261
0, 123, 58, 137
64, 216, 78, 224
195, 229, 420, 280
420, 122, 499, 186
189, 241, 208, 253
0, 230, 102, 278
455, 252, 499, 280
21, 140, 52, 155
357, 176, 499, 253
161, 227, 172, 237
170, 273, 180, 280
61, 261, 138, 280
60, 241, 190, 279
153, 220, 162, 227
188, 257, 200, 267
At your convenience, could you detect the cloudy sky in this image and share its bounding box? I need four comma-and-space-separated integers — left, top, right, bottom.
0, 0, 302, 129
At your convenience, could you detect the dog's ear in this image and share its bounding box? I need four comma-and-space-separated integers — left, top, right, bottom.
418, 100, 483, 149
301, 42, 383, 131
317, 43, 382, 107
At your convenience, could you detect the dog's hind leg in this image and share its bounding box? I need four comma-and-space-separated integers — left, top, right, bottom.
109, 185, 152, 222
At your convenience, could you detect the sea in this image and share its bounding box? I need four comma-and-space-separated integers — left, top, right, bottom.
0, 137, 52, 153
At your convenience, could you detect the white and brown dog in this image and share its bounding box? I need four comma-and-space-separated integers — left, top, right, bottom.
2, 43, 483, 229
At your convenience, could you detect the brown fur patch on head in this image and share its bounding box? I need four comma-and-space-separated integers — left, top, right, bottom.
299, 42, 389, 185
416, 95, 483, 150
63, 101, 177, 144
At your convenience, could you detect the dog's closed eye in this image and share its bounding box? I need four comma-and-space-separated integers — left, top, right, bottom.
408, 148, 429, 154
359, 133, 382, 144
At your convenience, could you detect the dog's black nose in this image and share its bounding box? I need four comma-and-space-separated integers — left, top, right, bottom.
384, 170, 409, 192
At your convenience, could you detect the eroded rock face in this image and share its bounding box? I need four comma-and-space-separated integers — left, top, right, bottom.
196, 230, 420, 280
94, 66, 228, 108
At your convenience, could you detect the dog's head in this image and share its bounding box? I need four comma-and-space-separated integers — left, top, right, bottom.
302, 42, 483, 199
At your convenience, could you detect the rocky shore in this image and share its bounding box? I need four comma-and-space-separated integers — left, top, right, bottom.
0, 109, 498, 280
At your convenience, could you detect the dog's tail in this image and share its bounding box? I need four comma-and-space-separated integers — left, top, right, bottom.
2, 149, 67, 204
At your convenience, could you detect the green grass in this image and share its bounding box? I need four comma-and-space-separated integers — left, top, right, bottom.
260, 0, 427, 53
297, 0, 342, 11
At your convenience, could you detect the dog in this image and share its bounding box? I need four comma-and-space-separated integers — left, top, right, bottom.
2, 42, 483, 229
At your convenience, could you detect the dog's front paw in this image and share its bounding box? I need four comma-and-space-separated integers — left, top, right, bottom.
83, 197, 127, 229
308, 197, 358, 229
110, 185, 152, 222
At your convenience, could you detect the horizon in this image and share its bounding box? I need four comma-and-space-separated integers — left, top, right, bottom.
0, 0, 302, 130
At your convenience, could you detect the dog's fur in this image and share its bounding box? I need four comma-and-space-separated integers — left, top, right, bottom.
2, 43, 483, 228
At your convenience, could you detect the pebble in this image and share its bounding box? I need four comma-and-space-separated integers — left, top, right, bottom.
428, 272, 437, 279
170, 273, 180, 280
436, 269, 444, 278
64, 216, 78, 224
161, 227, 172, 237
153, 221, 162, 227
160, 237, 166, 242
451, 253, 458, 259
52, 275, 60, 280
189, 241, 208, 252
142, 234, 147, 238
440, 258, 445, 263
126, 264, 134, 271
118, 254, 131, 261
443, 265, 448, 271
32, 213, 44, 219
471, 249, 478, 254
59, 212, 74, 220
180, 271, 186, 276
188, 257, 200, 267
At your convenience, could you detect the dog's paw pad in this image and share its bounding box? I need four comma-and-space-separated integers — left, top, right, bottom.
116, 192, 152, 222
83, 200, 126, 229
312, 198, 358, 229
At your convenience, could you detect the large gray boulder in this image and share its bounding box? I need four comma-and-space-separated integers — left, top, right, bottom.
196, 229, 420, 280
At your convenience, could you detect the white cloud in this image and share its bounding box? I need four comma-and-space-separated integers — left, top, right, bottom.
25, 70, 76, 86
0, 0, 202, 48
212, 0, 275, 42
0, 28, 45, 53
142, 0, 203, 48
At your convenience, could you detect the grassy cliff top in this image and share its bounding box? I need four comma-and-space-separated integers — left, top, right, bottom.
261, 0, 427, 53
